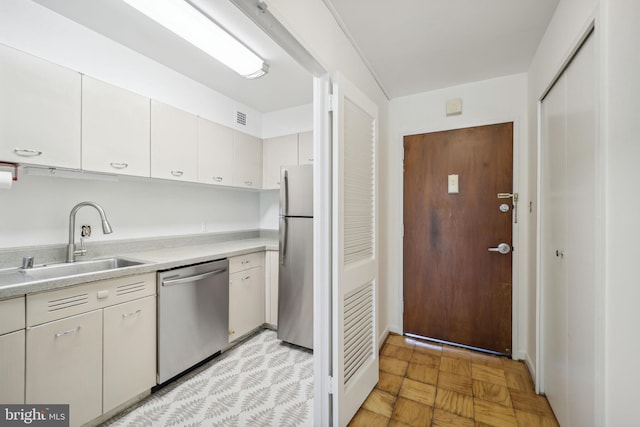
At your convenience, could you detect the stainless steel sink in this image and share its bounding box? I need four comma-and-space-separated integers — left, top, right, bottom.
0, 257, 148, 289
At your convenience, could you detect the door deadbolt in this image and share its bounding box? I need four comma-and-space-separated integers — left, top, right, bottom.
488, 243, 511, 254
499, 203, 510, 213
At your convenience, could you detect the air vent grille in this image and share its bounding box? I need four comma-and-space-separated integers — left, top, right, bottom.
47, 293, 89, 312
116, 281, 146, 296
236, 110, 247, 127
344, 281, 374, 386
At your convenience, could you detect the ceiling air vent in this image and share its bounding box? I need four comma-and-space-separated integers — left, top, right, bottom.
236, 110, 247, 127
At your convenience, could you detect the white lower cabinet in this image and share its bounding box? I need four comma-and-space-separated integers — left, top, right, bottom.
228, 252, 264, 342
25, 274, 156, 427
264, 250, 279, 326
103, 296, 156, 413
26, 310, 103, 427
0, 296, 26, 404
0, 330, 25, 404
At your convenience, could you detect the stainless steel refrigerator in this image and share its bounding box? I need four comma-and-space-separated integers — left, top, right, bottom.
277, 164, 313, 350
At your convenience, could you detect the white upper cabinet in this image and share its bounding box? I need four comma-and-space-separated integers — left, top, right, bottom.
0, 45, 81, 169
82, 77, 150, 177
263, 134, 298, 189
298, 131, 314, 165
233, 131, 262, 189
198, 118, 234, 186
151, 100, 198, 182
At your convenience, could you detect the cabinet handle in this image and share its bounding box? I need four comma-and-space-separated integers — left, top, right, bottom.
213, 176, 223, 182
14, 148, 42, 157
244, 181, 253, 186
55, 325, 81, 338
241, 275, 251, 281
171, 170, 184, 177
122, 309, 142, 318
110, 162, 129, 169
308, 158, 314, 162
241, 260, 251, 265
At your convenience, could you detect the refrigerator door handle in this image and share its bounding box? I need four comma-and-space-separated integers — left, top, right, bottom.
279, 216, 287, 265
280, 168, 289, 216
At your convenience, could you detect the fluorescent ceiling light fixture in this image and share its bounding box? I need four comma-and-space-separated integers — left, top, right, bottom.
122, 0, 268, 78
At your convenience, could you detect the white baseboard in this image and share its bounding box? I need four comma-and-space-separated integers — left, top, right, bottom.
378, 327, 390, 350
524, 352, 537, 387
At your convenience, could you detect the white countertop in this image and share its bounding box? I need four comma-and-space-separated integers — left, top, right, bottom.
0, 237, 277, 299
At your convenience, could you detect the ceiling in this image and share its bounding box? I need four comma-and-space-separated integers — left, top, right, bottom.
32, 0, 313, 113
323, 0, 560, 98
33, 0, 559, 110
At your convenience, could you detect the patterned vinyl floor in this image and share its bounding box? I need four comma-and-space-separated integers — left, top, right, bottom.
102, 329, 314, 427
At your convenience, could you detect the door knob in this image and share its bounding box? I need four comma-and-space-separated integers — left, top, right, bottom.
488, 243, 511, 254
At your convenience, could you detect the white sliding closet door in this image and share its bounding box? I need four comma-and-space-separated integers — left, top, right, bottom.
331, 73, 379, 427
540, 31, 597, 427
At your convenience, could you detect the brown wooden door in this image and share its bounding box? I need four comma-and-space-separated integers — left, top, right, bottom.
403, 122, 513, 354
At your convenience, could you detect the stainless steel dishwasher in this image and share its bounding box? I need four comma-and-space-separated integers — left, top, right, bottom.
157, 259, 229, 384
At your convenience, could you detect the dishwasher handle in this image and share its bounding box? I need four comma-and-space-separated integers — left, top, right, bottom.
161, 268, 226, 287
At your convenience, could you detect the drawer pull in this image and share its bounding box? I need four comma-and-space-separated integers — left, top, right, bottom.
213, 176, 223, 182
244, 181, 253, 186
171, 170, 184, 177
110, 162, 129, 169
122, 309, 141, 318
55, 325, 81, 338
241, 275, 251, 281
241, 260, 251, 265
14, 148, 42, 157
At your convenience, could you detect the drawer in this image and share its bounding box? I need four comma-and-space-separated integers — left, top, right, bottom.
0, 296, 25, 334
229, 252, 264, 274
27, 273, 155, 327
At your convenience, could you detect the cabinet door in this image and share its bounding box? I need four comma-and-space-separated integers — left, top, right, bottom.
198, 118, 234, 186
233, 131, 262, 188
103, 296, 156, 413
298, 131, 314, 165
264, 251, 279, 326
263, 134, 299, 189
151, 100, 198, 182
82, 77, 150, 177
0, 330, 25, 404
26, 310, 102, 427
0, 45, 81, 168
229, 267, 264, 342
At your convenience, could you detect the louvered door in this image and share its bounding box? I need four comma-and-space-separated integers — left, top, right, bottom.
331, 73, 379, 426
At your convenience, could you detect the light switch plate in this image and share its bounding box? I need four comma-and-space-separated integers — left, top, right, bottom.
448, 174, 459, 194
446, 98, 462, 116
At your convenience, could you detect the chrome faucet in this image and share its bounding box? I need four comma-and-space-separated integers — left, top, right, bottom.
66, 202, 113, 262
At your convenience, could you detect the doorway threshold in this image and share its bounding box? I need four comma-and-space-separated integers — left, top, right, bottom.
405, 333, 511, 358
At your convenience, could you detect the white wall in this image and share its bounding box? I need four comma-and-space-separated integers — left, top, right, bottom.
603, 0, 640, 423
259, 191, 280, 230
0, 173, 259, 248
387, 74, 529, 359
0, 0, 262, 136
262, 104, 313, 139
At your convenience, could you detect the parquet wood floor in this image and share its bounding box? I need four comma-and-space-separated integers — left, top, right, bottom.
349, 334, 558, 427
